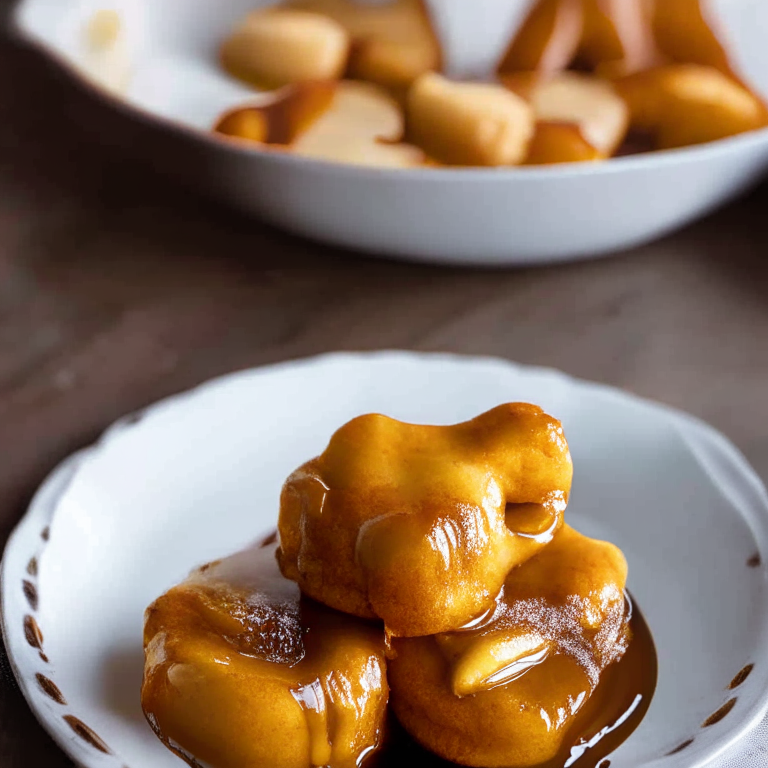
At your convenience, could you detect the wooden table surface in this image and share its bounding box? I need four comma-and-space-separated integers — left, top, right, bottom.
2, 9, 768, 766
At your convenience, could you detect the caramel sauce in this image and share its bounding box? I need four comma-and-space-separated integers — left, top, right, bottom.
498, 0, 583, 76
215, 81, 337, 146
375, 598, 656, 768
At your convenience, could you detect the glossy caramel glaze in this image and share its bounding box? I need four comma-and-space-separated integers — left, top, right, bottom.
219, 9, 350, 91
141, 541, 388, 768
524, 121, 603, 165
388, 526, 657, 767
379, 601, 655, 768
615, 64, 768, 150
278, 404, 573, 637
214, 80, 425, 168
214, 81, 337, 146
499, 0, 659, 80
498, 0, 583, 77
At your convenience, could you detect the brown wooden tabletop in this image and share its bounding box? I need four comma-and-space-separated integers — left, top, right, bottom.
2, 7, 768, 766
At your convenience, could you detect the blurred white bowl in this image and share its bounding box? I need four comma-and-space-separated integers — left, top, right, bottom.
12, 0, 768, 266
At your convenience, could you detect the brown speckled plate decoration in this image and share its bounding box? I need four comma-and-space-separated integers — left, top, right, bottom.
2, 352, 768, 768
730, 665, 755, 690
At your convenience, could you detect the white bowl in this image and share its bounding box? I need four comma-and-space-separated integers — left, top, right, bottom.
11, 0, 768, 266
3, 352, 768, 767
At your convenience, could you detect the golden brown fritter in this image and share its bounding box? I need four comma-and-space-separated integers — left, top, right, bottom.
142, 541, 388, 768
278, 403, 573, 637
389, 525, 630, 767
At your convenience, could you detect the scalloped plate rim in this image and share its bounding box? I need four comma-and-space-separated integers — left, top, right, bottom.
2, 351, 768, 768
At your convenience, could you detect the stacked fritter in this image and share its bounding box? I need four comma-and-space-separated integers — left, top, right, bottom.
142, 404, 633, 768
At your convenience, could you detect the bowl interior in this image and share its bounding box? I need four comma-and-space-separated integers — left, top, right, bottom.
13, 0, 536, 131
13, 0, 768, 134
3, 353, 768, 768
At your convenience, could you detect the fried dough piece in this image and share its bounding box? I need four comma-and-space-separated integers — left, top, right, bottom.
407, 73, 535, 166
615, 64, 768, 149
289, 0, 441, 92
389, 525, 630, 767
278, 403, 573, 637
220, 8, 350, 90
142, 541, 388, 768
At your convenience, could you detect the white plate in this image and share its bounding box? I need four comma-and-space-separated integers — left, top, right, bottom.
11, 0, 768, 266
2, 352, 768, 768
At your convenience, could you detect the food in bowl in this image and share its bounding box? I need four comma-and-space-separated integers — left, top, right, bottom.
216, 79, 426, 166
142, 404, 657, 768
212, 0, 768, 167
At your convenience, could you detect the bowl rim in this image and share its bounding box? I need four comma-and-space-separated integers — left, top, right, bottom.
10, 2, 768, 184
3, 350, 768, 768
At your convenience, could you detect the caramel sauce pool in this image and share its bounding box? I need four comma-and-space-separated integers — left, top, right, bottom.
373, 597, 657, 768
